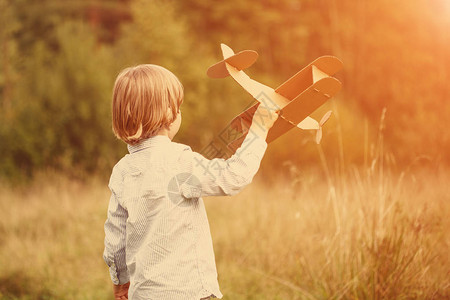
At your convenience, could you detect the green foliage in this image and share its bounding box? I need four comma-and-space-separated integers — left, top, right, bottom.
0, 21, 121, 178
1, 0, 449, 179
0, 0, 20, 110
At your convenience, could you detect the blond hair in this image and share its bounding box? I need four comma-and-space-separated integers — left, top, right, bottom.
112, 64, 183, 145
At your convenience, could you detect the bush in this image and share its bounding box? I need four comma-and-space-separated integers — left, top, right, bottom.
0, 21, 122, 179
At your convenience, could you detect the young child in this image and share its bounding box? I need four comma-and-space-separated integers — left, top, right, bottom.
103, 64, 278, 300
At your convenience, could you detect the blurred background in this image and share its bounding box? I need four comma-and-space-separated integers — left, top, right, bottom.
0, 0, 449, 299
1, 0, 449, 179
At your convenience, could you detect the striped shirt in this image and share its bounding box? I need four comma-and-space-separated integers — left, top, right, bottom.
103, 133, 267, 299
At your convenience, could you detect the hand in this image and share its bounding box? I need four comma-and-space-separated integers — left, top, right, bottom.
249, 103, 279, 138
113, 282, 130, 300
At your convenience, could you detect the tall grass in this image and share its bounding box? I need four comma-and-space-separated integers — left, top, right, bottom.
205, 162, 450, 299
0, 110, 448, 299
0, 168, 448, 299
0, 175, 112, 299
207, 108, 449, 299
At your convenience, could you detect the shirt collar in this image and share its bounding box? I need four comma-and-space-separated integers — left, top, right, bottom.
127, 135, 171, 154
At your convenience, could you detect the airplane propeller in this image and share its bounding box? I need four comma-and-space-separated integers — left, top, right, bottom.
315, 110, 332, 144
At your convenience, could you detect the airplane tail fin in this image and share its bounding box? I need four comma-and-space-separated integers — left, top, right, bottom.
207, 43, 258, 78
221, 43, 235, 59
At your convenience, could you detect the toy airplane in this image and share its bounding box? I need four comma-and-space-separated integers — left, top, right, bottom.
207, 43, 343, 151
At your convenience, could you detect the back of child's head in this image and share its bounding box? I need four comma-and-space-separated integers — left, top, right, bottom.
112, 64, 183, 145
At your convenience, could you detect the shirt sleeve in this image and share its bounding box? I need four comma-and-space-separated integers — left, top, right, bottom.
103, 175, 130, 285
179, 130, 268, 197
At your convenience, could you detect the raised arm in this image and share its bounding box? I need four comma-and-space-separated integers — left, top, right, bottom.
179, 104, 278, 197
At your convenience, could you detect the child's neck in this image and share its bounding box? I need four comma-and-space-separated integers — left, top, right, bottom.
155, 127, 175, 141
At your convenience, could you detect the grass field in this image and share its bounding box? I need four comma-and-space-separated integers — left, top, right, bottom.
0, 163, 449, 299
